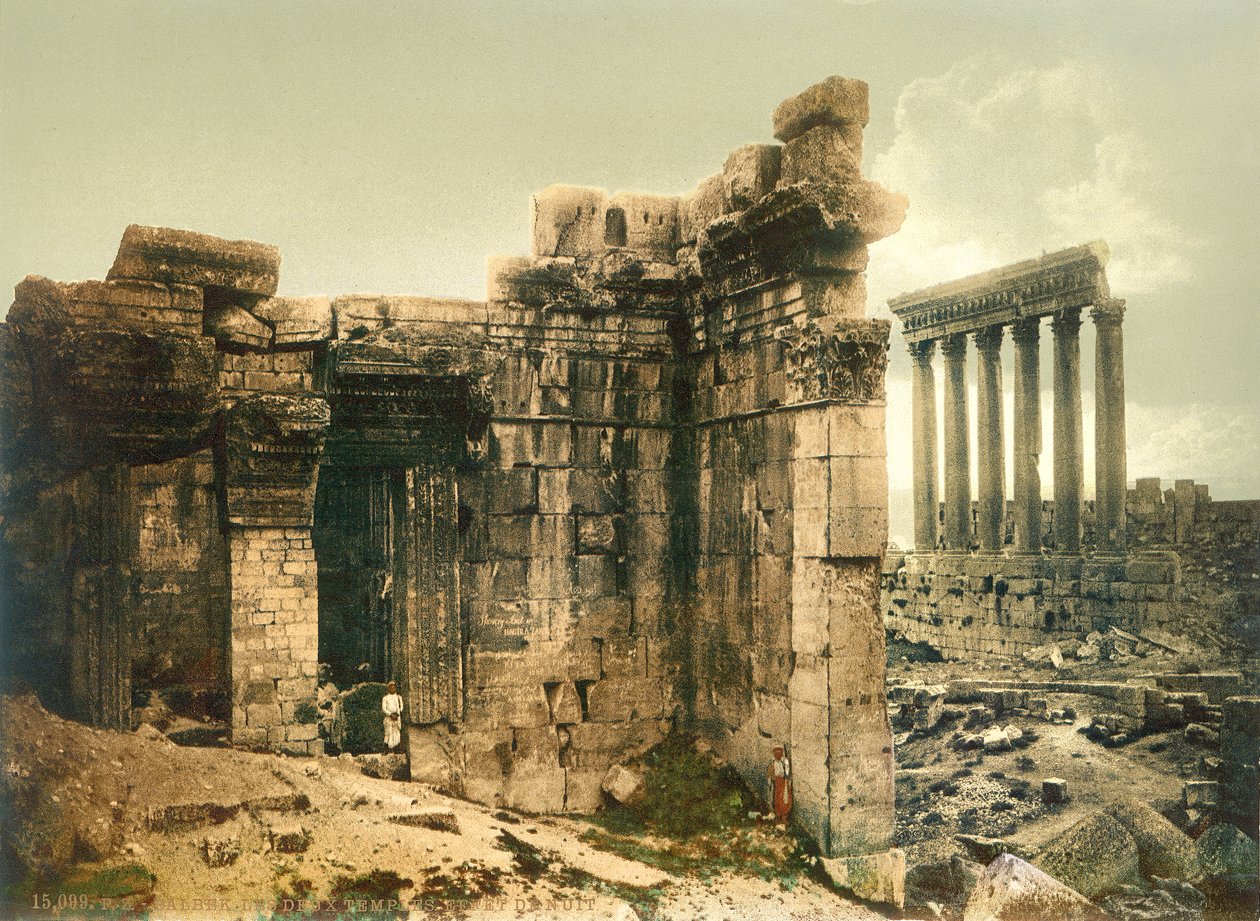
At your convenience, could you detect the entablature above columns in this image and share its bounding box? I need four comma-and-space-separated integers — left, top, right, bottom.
889, 240, 1110, 343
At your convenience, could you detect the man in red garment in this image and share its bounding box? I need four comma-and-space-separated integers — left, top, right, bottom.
766, 744, 792, 826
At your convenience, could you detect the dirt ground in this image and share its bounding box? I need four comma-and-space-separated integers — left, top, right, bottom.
1, 692, 885, 921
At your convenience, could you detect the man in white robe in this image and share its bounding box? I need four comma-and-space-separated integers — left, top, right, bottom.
381, 680, 403, 750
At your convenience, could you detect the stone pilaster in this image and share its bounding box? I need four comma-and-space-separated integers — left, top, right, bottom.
1052, 308, 1084, 554
974, 325, 1005, 552
909, 340, 939, 552
941, 333, 971, 552
1092, 298, 1127, 552
222, 394, 329, 754
1011, 319, 1043, 553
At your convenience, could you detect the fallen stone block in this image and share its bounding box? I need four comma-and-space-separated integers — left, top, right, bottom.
1042, 777, 1069, 804
1195, 823, 1259, 898
388, 809, 460, 834
601, 764, 645, 805
963, 854, 1109, 921
981, 726, 1011, 753
200, 834, 241, 868
355, 753, 409, 781
266, 823, 311, 854
108, 224, 280, 297
1105, 801, 1200, 882
904, 855, 983, 911
820, 848, 905, 909
1035, 812, 1141, 899
1184, 723, 1220, 746
134, 723, 174, 746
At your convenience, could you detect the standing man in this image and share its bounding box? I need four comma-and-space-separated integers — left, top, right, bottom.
766, 744, 792, 826
381, 680, 403, 751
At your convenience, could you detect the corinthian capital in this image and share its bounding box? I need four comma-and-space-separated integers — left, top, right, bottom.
1090, 297, 1126, 326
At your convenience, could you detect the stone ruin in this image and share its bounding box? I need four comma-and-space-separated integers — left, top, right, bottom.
0, 77, 907, 883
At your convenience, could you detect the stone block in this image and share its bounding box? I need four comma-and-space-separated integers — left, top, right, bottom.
722, 144, 782, 210
1042, 777, 1069, 804
1184, 780, 1220, 809
680, 173, 726, 244
963, 855, 1099, 921
544, 682, 584, 725
253, 296, 332, 347
464, 686, 551, 729
1035, 813, 1141, 899
601, 764, 645, 805
484, 469, 537, 514
586, 676, 659, 722
531, 185, 609, 259
821, 849, 905, 909
608, 191, 679, 260
773, 75, 870, 142
108, 224, 280, 296
780, 124, 862, 187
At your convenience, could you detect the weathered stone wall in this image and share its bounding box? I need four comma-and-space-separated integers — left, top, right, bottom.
0, 75, 908, 888
888, 476, 1259, 659
227, 526, 321, 753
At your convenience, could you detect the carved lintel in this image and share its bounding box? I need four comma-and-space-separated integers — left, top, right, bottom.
776, 317, 890, 403
222, 393, 329, 528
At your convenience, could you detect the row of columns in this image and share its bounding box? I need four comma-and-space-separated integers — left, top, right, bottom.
909, 300, 1127, 556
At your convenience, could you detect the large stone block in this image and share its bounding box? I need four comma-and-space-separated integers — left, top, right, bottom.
822, 849, 905, 908
679, 173, 727, 245
722, 144, 782, 210
252, 296, 333, 347
780, 125, 862, 187
531, 185, 610, 258
107, 224, 280, 297
773, 75, 870, 141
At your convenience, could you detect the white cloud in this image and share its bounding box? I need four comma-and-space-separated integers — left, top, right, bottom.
866, 55, 1197, 315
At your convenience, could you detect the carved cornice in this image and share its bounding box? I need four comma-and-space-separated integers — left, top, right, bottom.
889, 241, 1110, 343
222, 393, 330, 528
776, 317, 890, 403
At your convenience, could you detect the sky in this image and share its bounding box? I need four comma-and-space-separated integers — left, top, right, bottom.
2, 0, 1257, 545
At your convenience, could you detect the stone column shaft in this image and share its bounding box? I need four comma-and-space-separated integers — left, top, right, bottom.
941, 333, 971, 551
910, 340, 939, 551
1012, 319, 1042, 553
1052, 308, 1084, 553
1093, 298, 1127, 552
974, 325, 1005, 552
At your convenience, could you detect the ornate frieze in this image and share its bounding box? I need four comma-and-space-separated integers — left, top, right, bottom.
890, 241, 1110, 343
777, 317, 890, 403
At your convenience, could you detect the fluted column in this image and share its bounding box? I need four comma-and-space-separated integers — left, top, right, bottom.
1011, 319, 1042, 553
1092, 298, 1127, 552
941, 333, 971, 551
974, 325, 1005, 552
910, 339, 940, 552
1052, 308, 1084, 553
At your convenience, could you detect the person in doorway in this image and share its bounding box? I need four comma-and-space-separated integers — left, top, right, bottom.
766, 744, 792, 826
381, 681, 403, 750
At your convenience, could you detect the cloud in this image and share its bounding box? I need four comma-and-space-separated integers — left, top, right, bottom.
866, 56, 1197, 313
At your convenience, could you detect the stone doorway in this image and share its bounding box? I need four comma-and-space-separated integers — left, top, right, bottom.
312, 466, 403, 690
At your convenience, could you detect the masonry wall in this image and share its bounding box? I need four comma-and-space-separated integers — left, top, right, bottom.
227, 526, 321, 753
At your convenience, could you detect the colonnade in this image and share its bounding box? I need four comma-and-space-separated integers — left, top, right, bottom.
909, 299, 1127, 556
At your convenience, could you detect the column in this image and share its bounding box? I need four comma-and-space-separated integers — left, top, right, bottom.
1092, 298, 1127, 552
1052, 308, 1084, 553
974, 325, 1005, 552
909, 339, 939, 552
1011, 319, 1042, 553
941, 333, 971, 551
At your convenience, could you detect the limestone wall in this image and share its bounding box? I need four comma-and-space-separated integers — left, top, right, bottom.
0, 75, 908, 881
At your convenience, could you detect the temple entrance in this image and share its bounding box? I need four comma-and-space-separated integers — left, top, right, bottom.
312, 466, 403, 689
